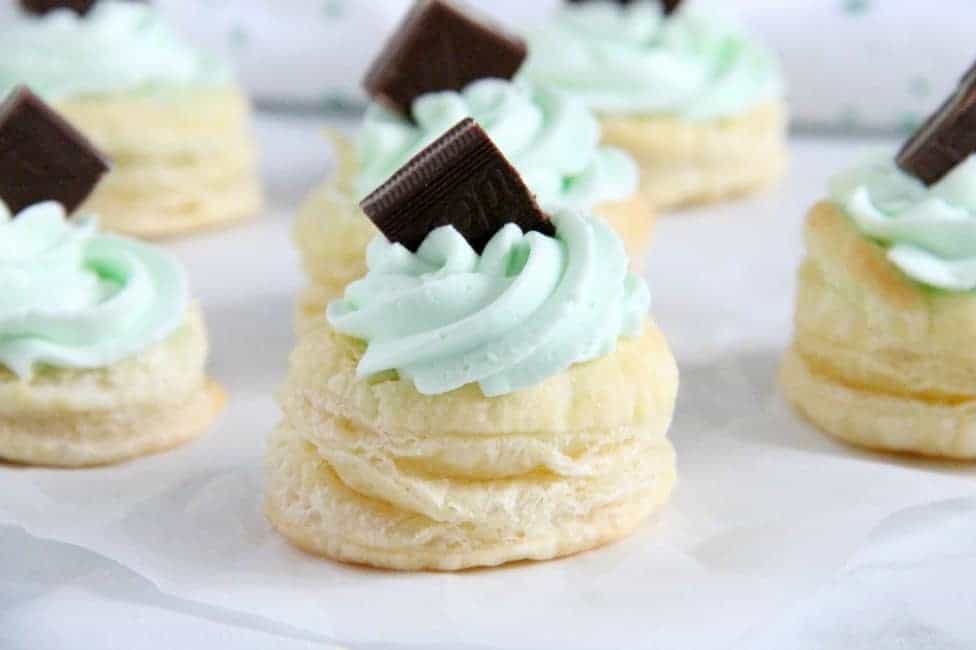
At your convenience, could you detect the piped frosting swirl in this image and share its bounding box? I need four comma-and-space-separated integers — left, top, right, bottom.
831, 153, 976, 291
0, 202, 188, 377
328, 210, 649, 397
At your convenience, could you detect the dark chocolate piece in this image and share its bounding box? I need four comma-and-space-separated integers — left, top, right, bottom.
19, 0, 145, 16
361, 118, 553, 253
0, 86, 110, 215
363, 0, 527, 117
896, 61, 976, 185
566, 0, 682, 13
20, 0, 97, 15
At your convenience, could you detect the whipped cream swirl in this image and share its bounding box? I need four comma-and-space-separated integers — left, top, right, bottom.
0, 1, 231, 101
832, 153, 976, 292
0, 202, 188, 377
328, 211, 649, 397
520, 1, 783, 119
355, 78, 638, 212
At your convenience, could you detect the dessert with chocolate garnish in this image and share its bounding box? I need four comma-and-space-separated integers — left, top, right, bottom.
293, 0, 654, 332
0, 0, 263, 237
521, 0, 788, 210
267, 118, 679, 570
0, 87, 224, 467
781, 61, 976, 459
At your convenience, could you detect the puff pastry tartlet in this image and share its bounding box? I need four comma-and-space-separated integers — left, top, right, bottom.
269, 119, 678, 570
782, 68, 976, 459
0, 202, 223, 466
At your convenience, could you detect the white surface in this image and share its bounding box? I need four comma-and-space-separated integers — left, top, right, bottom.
2, 116, 976, 650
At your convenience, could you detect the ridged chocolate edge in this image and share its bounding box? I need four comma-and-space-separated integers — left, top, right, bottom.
897, 71, 976, 185
361, 117, 487, 242
361, 117, 551, 251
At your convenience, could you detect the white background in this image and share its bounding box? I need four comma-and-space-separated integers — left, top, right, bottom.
165, 0, 975, 132
2, 0, 974, 130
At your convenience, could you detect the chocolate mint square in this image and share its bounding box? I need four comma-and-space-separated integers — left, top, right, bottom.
0, 86, 110, 215
363, 0, 527, 117
566, 0, 682, 13
897, 62, 976, 185
20, 1, 145, 16
361, 117, 553, 253
20, 0, 98, 15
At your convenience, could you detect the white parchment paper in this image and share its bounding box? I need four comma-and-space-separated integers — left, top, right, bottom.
2, 121, 975, 649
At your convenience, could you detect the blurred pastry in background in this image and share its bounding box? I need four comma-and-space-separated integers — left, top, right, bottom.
521, 0, 787, 210
268, 119, 678, 570
0, 0, 263, 238
0, 88, 223, 466
782, 61, 976, 459
294, 0, 652, 331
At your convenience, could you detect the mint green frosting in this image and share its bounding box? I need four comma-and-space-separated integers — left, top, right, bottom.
0, 202, 188, 378
327, 211, 649, 397
520, 1, 783, 120
0, 1, 231, 101
831, 153, 976, 292
355, 78, 638, 211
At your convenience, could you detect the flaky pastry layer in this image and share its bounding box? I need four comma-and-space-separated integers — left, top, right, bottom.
783, 202, 976, 458
267, 322, 678, 570
58, 88, 263, 238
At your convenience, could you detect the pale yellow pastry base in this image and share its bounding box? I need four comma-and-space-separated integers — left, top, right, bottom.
599, 102, 788, 211
266, 321, 679, 571
781, 202, 976, 459
0, 308, 224, 467
58, 88, 263, 238
293, 132, 655, 333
